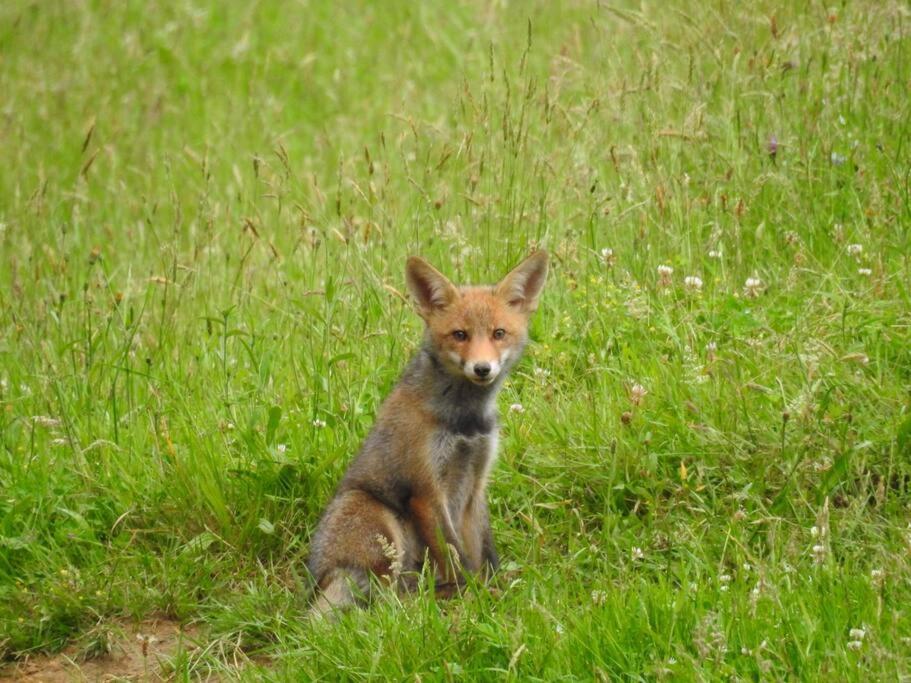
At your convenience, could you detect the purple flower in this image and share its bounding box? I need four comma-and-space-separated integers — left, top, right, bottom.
768, 135, 778, 158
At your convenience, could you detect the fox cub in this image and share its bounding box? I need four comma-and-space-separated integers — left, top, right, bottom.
308, 250, 548, 614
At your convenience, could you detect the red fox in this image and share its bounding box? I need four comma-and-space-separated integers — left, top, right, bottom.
308, 251, 548, 614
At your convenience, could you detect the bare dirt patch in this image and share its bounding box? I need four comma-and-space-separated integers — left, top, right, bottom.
0, 618, 199, 682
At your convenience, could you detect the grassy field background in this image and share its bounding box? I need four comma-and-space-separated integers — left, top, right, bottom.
2, 0, 910, 678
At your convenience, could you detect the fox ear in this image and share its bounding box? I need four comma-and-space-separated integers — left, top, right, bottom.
405, 257, 458, 316
496, 250, 549, 313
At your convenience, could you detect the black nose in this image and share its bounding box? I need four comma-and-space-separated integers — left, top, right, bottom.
474, 363, 491, 378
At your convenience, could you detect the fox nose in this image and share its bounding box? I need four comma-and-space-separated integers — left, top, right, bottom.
473, 363, 491, 378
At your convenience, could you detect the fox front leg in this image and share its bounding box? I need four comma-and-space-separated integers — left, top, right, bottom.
408, 495, 466, 587
479, 501, 499, 575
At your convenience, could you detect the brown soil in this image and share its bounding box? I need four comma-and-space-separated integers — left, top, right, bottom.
0, 618, 199, 682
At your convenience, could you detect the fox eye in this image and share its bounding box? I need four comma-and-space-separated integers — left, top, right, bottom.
452, 330, 468, 341
493, 328, 506, 340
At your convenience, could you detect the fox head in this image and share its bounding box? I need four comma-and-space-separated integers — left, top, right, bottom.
405, 251, 548, 386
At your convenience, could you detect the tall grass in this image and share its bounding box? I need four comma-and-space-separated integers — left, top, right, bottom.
1, 0, 910, 678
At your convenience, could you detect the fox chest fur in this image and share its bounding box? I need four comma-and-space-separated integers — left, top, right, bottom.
429, 416, 499, 524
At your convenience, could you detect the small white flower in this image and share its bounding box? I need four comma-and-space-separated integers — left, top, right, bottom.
742, 563, 752, 572
631, 546, 644, 561
276, 443, 287, 454
628, 383, 648, 406
719, 574, 731, 584
857, 268, 872, 276
657, 265, 674, 287
847, 640, 862, 650
846, 243, 863, 256
591, 589, 608, 606
720, 585, 729, 592
600, 248, 616, 266
849, 628, 866, 640
684, 275, 703, 291
871, 568, 884, 583
810, 525, 819, 537
706, 341, 718, 362
744, 277, 764, 298
533, 367, 550, 379
708, 249, 722, 259
741, 647, 751, 655
312, 418, 327, 428
509, 403, 525, 414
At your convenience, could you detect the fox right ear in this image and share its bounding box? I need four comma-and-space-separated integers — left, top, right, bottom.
405, 257, 458, 316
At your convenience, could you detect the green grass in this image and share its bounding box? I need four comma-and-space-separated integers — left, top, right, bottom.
2, 0, 910, 678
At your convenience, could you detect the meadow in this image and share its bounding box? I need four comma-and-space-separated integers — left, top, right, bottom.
1, 0, 910, 679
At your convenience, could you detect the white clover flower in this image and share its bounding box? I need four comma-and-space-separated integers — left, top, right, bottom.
631, 546, 644, 561
719, 574, 731, 584
706, 342, 718, 362
810, 525, 819, 537
708, 249, 722, 259
533, 367, 550, 379
849, 628, 866, 640
858, 268, 872, 276
628, 383, 648, 406
657, 265, 674, 287
684, 275, 703, 291
847, 640, 862, 650
312, 418, 327, 428
509, 403, 525, 414
276, 443, 287, 454
846, 243, 863, 256
744, 277, 764, 298
600, 248, 616, 266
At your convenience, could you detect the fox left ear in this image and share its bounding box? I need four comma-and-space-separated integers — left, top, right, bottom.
496, 250, 548, 313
